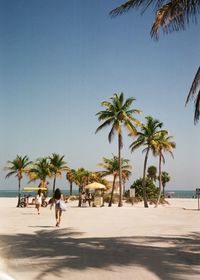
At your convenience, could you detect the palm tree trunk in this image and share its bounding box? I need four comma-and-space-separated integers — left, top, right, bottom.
123, 180, 126, 194
162, 184, 166, 197
108, 175, 116, 207
78, 185, 82, 207
142, 148, 149, 208
155, 154, 162, 208
118, 134, 123, 207
53, 176, 56, 193
70, 182, 73, 195
17, 178, 21, 207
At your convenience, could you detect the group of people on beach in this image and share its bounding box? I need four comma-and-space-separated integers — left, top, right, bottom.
25, 188, 94, 227
35, 188, 65, 227
81, 191, 93, 207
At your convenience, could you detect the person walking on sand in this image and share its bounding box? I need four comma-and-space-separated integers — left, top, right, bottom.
50, 188, 65, 227
35, 189, 43, 215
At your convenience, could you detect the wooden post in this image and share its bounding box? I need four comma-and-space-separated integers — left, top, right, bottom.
196, 188, 200, 210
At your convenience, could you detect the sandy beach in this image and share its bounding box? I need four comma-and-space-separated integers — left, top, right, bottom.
0, 197, 199, 280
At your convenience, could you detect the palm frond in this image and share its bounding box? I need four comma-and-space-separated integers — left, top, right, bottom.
124, 120, 138, 135
110, 1, 200, 38
97, 111, 115, 121
5, 171, 16, 179
122, 96, 135, 110
185, 67, 200, 123
126, 108, 142, 115
95, 119, 114, 134
110, 0, 155, 17
151, 1, 186, 39
108, 125, 116, 143
118, 92, 124, 106
194, 90, 200, 124
130, 137, 145, 151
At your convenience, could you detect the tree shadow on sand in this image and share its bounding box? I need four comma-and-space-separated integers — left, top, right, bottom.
0, 229, 200, 280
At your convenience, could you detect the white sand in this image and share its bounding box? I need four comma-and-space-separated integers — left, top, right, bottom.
0, 197, 199, 280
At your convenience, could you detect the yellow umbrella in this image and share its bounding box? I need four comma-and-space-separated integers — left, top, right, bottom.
85, 182, 106, 190
23, 187, 48, 191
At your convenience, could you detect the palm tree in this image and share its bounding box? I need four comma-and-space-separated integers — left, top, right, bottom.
153, 131, 176, 207
147, 165, 157, 182
99, 155, 132, 207
110, 1, 200, 123
28, 157, 52, 191
72, 168, 90, 207
5, 155, 32, 207
49, 153, 69, 193
161, 171, 171, 196
130, 116, 165, 207
96, 92, 141, 207
66, 169, 75, 195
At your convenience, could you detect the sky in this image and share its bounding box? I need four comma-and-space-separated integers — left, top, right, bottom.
0, 0, 199, 191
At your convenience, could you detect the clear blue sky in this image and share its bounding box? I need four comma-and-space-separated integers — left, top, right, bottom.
0, 0, 199, 191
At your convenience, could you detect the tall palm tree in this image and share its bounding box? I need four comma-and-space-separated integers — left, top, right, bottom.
161, 171, 171, 196
5, 155, 32, 207
28, 157, 52, 191
96, 92, 141, 207
49, 153, 69, 193
130, 116, 165, 207
99, 155, 132, 207
153, 131, 176, 207
110, 1, 200, 123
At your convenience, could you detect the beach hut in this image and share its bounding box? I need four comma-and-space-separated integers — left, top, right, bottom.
102, 175, 120, 194
85, 182, 106, 207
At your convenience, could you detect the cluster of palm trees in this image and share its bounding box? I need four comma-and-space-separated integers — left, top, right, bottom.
65, 161, 131, 207
5, 92, 175, 208
4, 153, 132, 208
5, 154, 69, 207
96, 92, 176, 207
147, 166, 171, 198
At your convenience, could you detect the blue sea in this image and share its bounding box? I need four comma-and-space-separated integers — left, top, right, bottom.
165, 190, 196, 198
0, 189, 79, 198
0, 189, 196, 198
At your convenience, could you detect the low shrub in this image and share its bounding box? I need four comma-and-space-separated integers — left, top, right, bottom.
130, 177, 159, 202
103, 193, 119, 204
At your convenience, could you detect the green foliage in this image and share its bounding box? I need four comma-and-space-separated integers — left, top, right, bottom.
147, 165, 157, 182
130, 177, 159, 201
5, 155, 32, 207
49, 153, 69, 175
161, 171, 170, 187
99, 154, 132, 180
5, 155, 32, 179
29, 157, 51, 181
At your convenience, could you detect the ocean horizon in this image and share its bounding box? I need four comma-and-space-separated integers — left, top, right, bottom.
0, 189, 197, 198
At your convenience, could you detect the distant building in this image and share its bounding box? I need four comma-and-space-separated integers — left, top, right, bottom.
102, 175, 120, 194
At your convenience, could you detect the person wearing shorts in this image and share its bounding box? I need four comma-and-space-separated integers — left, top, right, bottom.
50, 188, 64, 227
35, 189, 43, 215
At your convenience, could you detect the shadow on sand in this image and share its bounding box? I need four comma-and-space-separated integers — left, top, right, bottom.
0, 229, 200, 280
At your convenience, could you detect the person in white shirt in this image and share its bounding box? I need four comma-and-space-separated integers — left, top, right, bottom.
35, 189, 43, 215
